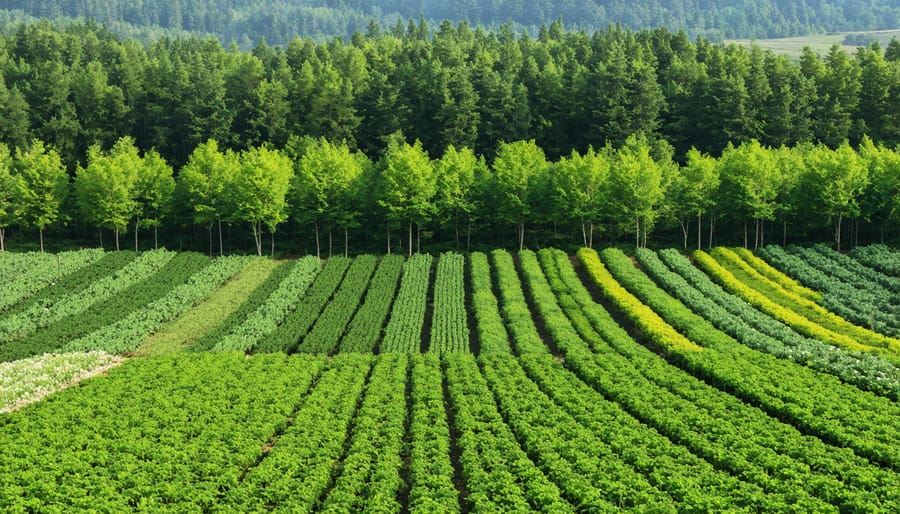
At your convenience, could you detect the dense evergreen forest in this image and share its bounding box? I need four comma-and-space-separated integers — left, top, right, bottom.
0, 20, 899, 253
3, 0, 900, 44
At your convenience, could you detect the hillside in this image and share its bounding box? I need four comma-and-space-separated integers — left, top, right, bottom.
3, 0, 900, 45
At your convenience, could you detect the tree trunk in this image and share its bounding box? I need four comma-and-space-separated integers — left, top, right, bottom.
679, 218, 688, 249
408, 222, 413, 257
697, 214, 702, 250
581, 219, 588, 248
454, 212, 460, 250
0, 227, 4, 252
99, 229, 103, 249
743, 221, 748, 249
218, 218, 223, 256
387, 225, 391, 255
251, 221, 262, 256
708, 217, 715, 249
135, 217, 140, 252
115, 228, 120, 251
271, 230, 275, 258
760, 219, 765, 248
344, 228, 349, 258
835, 214, 843, 252
518, 222, 525, 251
635, 216, 640, 249
208, 224, 213, 257
315, 221, 321, 259
40, 227, 44, 253
328, 227, 333, 258
417, 224, 421, 254
154, 226, 159, 250
466, 223, 471, 252
588, 221, 594, 249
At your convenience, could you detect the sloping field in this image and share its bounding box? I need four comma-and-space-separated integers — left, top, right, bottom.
0, 246, 898, 511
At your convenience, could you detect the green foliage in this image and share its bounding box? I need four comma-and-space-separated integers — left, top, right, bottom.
380, 253, 433, 353
231, 145, 293, 255
14, 140, 68, 247
428, 252, 469, 353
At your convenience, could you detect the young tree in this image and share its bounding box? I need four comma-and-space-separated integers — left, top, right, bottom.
670, 147, 719, 249
231, 145, 293, 256
608, 133, 669, 248
491, 139, 547, 250
552, 146, 611, 248
135, 150, 175, 250
175, 140, 236, 255
75, 138, 142, 251
377, 135, 435, 255
433, 144, 478, 249
804, 142, 869, 251
0, 143, 21, 252
859, 137, 900, 242
289, 137, 366, 258
15, 140, 69, 252
717, 139, 779, 248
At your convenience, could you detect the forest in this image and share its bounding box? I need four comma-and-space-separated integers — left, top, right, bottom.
3, 0, 900, 45
1, 20, 899, 253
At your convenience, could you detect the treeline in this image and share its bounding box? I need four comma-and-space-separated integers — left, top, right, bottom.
5, 21, 900, 173
4, 0, 900, 44
1, 134, 897, 256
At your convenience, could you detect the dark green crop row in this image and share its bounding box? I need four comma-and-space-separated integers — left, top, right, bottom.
339, 255, 405, 353
851, 244, 900, 277
469, 252, 511, 354
299, 255, 378, 354
491, 250, 547, 354
380, 254, 432, 353
0, 249, 105, 312
428, 253, 470, 353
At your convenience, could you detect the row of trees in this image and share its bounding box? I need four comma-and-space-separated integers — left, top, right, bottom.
8, 21, 900, 171
6, 0, 900, 45
2, 134, 898, 255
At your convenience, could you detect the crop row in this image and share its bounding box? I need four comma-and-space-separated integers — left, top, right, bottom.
380, 254, 433, 353
61, 255, 252, 354
225, 354, 372, 511
0, 252, 210, 362
707, 247, 900, 353
808, 244, 900, 294
0, 250, 174, 343
491, 250, 546, 354
428, 253, 470, 353
407, 354, 459, 512
298, 255, 378, 354
694, 249, 900, 362
0, 351, 123, 413
480, 350, 668, 511
319, 353, 407, 512
760, 245, 899, 336
258, 256, 351, 353
546, 250, 899, 510
135, 258, 282, 356
730, 247, 821, 301
469, 252, 511, 354
339, 255, 405, 353
0, 353, 326, 510
444, 353, 571, 512
600, 247, 900, 469
575, 248, 701, 354
191, 259, 295, 352
212, 256, 320, 352
851, 244, 900, 276
652, 248, 900, 399
0, 248, 104, 311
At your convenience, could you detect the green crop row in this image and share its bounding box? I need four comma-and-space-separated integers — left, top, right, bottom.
491, 250, 546, 354
480, 351, 668, 511
428, 253, 470, 353
0, 252, 210, 362
320, 353, 407, 512
0, 353, 326, 511
761, 245, 899, 336
61, 255, 252, 354
212, 256, 321, 352
653, 248, 900, 399
190, 259, 295, 352
469, 252, 511, 354
0, 249, 104, 311
731, 247, 821, 301
444, 353, 572, 513
542, 249, 899, 510
407, 353, 459, 512
0, 250, 174, 343
259, 256, 351, 353
380, 254, 433, 353
809, 244, 900, 294
298, 255, 378, 354
225, 354, 372, 511
851, 244, 900, 277
339, 255, 405, 353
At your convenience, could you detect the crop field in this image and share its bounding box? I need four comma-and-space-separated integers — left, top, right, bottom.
1, 245, 899, 511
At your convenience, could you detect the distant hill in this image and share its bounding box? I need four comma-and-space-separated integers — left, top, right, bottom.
2, 1, 900, 46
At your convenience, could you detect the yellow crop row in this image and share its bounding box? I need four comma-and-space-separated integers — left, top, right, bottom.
577, 248, 702, 353
729, 247, 821, 301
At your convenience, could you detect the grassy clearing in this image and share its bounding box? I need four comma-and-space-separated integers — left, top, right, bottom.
726, 29, 900, 59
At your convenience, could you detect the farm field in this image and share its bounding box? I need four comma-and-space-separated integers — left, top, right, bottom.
1, 246, 899, 511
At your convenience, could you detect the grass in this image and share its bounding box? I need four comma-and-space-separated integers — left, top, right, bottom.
133, 258, 281, 357
726, 29, 900, 59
